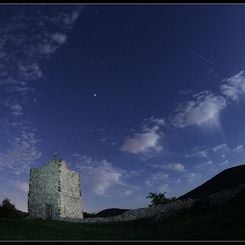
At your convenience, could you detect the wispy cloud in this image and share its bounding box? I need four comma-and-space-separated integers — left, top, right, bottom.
142, 116, 166, 128
145, 172, 169, 187
9, 104, 23, 117
51, 33, 68, 44
120, 117, 164, 155
171, 91, 226, 128
0, 6, 83, 175
12, 180, 29, 193
201, 160, 213, 166
185, 141, 245, 174
221, 71, 245, 101
89, 160, 126, 196
152, 163, 186, 172
185, 144, 230, 160
0, 5, 83, 99
179, 89, 193, 95
195, 160, 216, 171
71, 154, 136, 197
145, 170, 195, 197
184, 150, 208, 158
171, 70, 245, 130
233, 145, 243, 152
212, 143, 229, 152
120, 129, 162, 154
0, 124, 42, 174
183, 172, 201, 182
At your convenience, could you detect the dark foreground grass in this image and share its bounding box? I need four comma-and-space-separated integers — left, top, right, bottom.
1, 191, 245, 240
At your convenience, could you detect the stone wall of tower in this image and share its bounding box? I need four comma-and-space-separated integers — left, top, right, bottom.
59, 162, 83, 219
28, 159, 83, 220
28, 161, 61, 219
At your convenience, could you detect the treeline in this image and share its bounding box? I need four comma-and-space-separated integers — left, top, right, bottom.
0, 198, 28, 219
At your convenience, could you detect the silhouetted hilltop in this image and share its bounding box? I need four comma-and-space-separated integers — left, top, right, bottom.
83, 211, 96, 218
179, 164, 245, 200
0, 208, 28, 219
95, 208, 129, 217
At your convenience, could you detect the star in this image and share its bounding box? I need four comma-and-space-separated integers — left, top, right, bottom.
93, 93, 97, 97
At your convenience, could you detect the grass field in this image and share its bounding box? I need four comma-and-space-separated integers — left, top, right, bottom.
1, 191, 245, 241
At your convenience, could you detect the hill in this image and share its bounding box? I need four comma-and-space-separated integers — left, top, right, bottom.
83, 209, 129, 218
95, 208, 129, 217
179, 164, 245, 200
0, 207, 28, 219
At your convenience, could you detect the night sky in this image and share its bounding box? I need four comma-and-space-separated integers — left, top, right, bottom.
1, 4, 245, 213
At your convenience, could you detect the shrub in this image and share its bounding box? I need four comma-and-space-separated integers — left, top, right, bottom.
147, 192, 176, 206
0, 198, 27, 219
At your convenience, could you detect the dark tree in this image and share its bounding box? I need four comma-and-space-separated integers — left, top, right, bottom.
1, 198, 16, 211
0, 198, 16, 218
147, 192, 176, 206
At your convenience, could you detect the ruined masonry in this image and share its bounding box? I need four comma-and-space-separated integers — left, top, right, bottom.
28, 156, 83, 220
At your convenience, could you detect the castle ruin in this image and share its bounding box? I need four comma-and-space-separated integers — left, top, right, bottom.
28, 156, 83, 220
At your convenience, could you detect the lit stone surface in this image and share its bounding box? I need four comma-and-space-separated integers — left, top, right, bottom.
28, 158, 83, 220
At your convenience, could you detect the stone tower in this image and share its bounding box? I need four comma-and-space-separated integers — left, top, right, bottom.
28, 155, 83, 220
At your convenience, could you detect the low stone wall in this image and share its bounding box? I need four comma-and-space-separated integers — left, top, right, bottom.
115, 198, 194, 222
56, 183, 245, 224
61, 198, 194, 223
